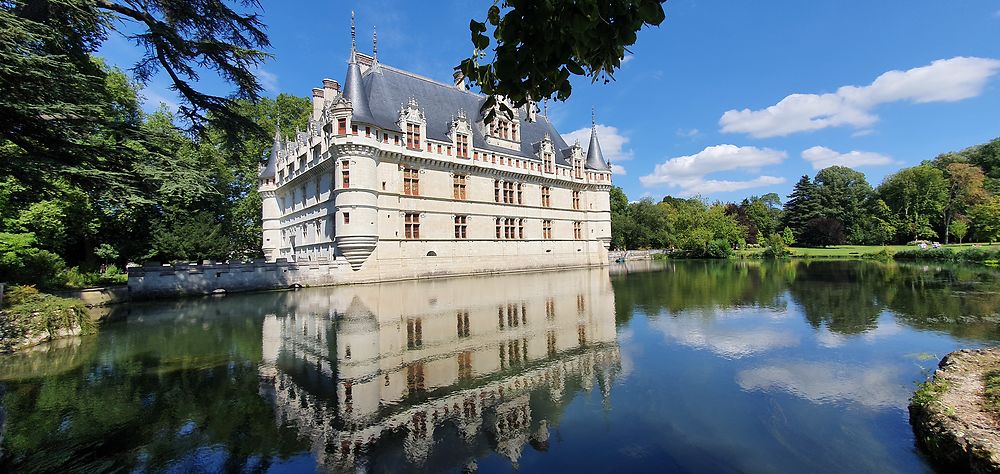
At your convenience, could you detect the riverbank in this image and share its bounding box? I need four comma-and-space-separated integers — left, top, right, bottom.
909, 348, 1000, 472
732, 243, 997, 259
0, 286, 95, 354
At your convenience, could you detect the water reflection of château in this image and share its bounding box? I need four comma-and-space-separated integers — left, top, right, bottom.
257, 268, 621, 472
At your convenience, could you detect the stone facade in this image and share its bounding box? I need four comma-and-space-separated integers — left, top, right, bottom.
257, 37, 613, 282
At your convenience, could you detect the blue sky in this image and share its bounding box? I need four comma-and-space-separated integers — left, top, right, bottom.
99, 0, 1000, 203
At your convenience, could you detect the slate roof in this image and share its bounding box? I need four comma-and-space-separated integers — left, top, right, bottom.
585, 127, 610, 171
347, 59, 575, 166
258, 127, 281, 179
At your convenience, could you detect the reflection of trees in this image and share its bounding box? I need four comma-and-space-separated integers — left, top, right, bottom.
612, 260, 1000, 341
786, 261, 885, 335
0, 313, 303, 472
880, 264, 1000, 341
612, 261, 788, 323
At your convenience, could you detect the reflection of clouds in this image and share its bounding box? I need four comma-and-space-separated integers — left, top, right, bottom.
815, 328, 845, 348
617, 328, 637, 379
651, 314, 799, 359
813, 316, 901, 348
737, 361, 908, 409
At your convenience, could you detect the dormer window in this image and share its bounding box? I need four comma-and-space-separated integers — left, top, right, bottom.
456, 133, 469, 158
398, 98, 427, 152
492, 118, 519, 142
543, 152, 554, 173
406, 123, 421, 150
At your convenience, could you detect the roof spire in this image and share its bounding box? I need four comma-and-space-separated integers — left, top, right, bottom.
343, 11, 375, 124
372, 27, 377, 62
585, 110, 610, 171
350, 11, 356, 52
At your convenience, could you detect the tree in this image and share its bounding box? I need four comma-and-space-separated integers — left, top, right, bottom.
609, 186, 630, 249
969, 196, 1000, 243
783, 175, 822, 243
949, 220, 969, 244
941, 162, 987, 243
813, 166, 873, 243
801, 218, 846, 248
877, 165, 948, 242
1, 0, 271, 198
782, 226, 795, 246
460, 0, 666, 119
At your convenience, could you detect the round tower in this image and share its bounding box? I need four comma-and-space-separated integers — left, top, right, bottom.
259, 127, 282, 261
332, 30, 381, 270
334, 143, 379, 269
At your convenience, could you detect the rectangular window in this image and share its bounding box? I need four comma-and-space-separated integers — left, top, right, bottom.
454, 215, 468, 239
341, 160, 350, 188
407, 318, 423, 349
541, 187, 551, 207
457, 311, 470, 338
573, 221, 582, 240
518, 218, 524, 239
437, 144, 442, 154
494, 180, 501, 203
495, 217, 502, 239
337, 118, 347, 135
406, 123, 421, 150
543, 220, 552, 240
403, 168, 420, 196
343, 212, 350, 224
503, 181, 514, 204
516, 183, 524, 205
572, 191, 581, 210
453, 175, 467, 200
456, 134, 469, 158
405, 213, 420, 239
394, 134, 400, 146
458, 350, 472, 379
351, 124, 358, 135
365, 126, 371, 138
504, 217, 515, 240
543, 152, 554, 173
545, 298, 555, 320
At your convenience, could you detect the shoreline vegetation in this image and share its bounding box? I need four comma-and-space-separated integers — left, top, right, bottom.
0, 286, 94, 354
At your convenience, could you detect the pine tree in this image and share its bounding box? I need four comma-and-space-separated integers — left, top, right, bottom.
783, 175, 822, 242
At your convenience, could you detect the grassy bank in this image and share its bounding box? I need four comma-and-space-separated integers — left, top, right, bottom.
737, 243, 997, 259
1, 286, 94, 353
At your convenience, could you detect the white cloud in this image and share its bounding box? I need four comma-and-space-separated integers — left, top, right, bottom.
563, 123, 635, 163
640, 144, 787, 195
621, 54, 634, 65
254, 66, 280, 93
737, 361, 908, 409
850, 129, 876, 138
610, 163, 627, 175
720, 56, 1000, 138
801, 146, 895, 170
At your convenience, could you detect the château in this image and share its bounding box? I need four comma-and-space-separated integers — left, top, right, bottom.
257, 28, 612, 280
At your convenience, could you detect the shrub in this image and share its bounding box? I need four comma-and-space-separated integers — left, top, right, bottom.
762, 233, 789, 259
864, 248, 895, 262
0, 233, 67, 288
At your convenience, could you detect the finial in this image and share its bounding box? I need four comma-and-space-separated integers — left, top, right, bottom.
373, 27, 377, 62
543, 98, 549, 118
591, 106, 596, 129
350, 11, 356, 51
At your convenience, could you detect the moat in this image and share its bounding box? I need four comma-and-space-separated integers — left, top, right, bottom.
2, 260, 999, 472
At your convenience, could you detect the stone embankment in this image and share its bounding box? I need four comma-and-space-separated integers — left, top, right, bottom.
609, 249, 666, 261
909, 348, 1000, 472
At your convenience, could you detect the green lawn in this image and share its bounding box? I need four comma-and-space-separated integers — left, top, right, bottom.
738, 243, 998, 258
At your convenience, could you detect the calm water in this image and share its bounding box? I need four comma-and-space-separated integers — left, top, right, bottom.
2, 261, 1000, 473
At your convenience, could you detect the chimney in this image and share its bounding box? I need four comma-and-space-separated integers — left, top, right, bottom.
312, 88, 324, 120
322, 78, 340, 104
453, 70, 466, 91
